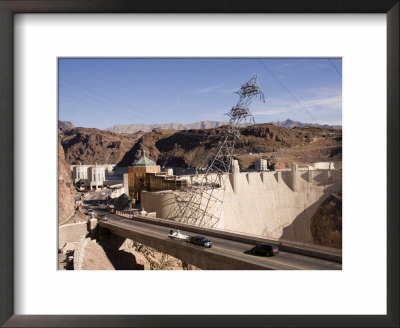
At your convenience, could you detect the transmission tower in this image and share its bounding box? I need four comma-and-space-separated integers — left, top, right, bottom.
167, 75, 265, 228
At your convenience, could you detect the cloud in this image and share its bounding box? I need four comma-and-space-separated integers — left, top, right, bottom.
302, 95, 342, 111
216, 88, 238, 94
299, 86, 342, 98
251, 94, 342, 120
253, 108, 291, 116
195, 85, 223, 93
320, 120, 342, 126
271, 62, 292, 71
195, 85, 237, 94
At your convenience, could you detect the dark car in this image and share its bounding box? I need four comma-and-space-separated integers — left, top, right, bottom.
251, 243, 279, 257
188, 236, 212, 248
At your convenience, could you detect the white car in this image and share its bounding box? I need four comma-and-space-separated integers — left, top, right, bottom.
168, 230, 189, 240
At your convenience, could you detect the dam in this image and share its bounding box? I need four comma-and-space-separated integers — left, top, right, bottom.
140, 162, 342, 244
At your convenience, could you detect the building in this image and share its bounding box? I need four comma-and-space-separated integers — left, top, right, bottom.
128, 150, 161, 201
255, 158, 268, 171
127, 150, 188, 202
88, 164, 105, 190
146, 172, 188, 192
162, 168, 174, 176
71, 163, 105, 191
70, 163, 115, 175
72, 163, 88, 182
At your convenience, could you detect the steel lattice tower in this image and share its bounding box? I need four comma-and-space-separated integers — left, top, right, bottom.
167, 75, 265, 228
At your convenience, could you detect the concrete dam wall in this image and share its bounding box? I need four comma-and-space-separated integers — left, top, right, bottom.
141, 166, 342, 244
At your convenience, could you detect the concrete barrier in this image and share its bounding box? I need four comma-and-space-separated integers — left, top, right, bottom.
58, 222, 88, 248
73, 236, 89, 270
98, 223, 278, 270
121, 214, 342, 263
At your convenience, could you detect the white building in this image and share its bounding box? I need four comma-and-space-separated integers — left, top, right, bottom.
255, 158, 268, 171
70, 163, 106, 190
162, 168, 174, 176
72, 163, 88, 182
88, 164, 105, 190
71, 163, 115, 173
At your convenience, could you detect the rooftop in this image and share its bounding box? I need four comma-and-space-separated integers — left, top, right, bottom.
132, 149, 157, 167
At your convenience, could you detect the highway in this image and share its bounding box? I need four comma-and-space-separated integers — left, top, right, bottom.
94, 209, 342, 270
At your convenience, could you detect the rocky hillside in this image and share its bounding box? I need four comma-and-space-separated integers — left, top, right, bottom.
79, 239, 199, 270
58, 120, 74, 132
58, 139, 75, 225
61, 127, 143, 165
60, 123, 342, 169
272, 118, 341, 129
310, 193, 342, 248
104, 120, 228, 133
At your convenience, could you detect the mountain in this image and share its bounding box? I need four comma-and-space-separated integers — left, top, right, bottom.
61, 127, 144, 165
104, 121, 229, 134
60, 124, 342, 169
271, 119, 341, 129
104, 119, 341, 134
58, 120, 74, 132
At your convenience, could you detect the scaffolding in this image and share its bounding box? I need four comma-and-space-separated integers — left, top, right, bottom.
167, 75, 265, 228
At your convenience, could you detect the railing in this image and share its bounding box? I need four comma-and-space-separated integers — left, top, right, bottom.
114, 210, 157, 219
115, 210, 135, 219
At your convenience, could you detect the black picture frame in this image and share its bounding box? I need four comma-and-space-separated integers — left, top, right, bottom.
0, 1, 398, 327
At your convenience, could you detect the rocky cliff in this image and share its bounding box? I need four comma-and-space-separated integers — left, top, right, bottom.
58, 120, 74, 132
310, 193, 342, 248
61, 127, 143, 165
58, 139, 75, 225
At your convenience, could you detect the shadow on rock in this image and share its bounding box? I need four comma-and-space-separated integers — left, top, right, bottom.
99, 243, 144, 270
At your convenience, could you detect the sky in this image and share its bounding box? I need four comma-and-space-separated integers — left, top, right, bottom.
58, 58, 342, 130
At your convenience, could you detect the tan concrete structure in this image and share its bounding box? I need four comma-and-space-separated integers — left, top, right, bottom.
128, 165, 160, 200
141, 163, 342, 244
146, 172, 188, 192
311, 162, 335, 170
291, 163, 298, 192
127, 150, 160, 201
123, 173, 129, 195
127, 150, 187, 202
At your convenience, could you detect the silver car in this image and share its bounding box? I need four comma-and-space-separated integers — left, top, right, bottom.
98, 214, 108, 221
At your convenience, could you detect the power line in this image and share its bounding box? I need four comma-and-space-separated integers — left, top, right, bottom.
59, 77, 156, 124
59, 89, 134, 122
257, 59, 318, 124
328, 59, 342, 77
59, 77, 189, 126
59, 82, 136, 118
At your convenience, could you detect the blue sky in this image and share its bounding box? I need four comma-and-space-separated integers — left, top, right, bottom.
58, 58, 342, 130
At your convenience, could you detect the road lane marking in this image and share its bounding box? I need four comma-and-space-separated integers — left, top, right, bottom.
212, 245, 312, 270
105, 220, 312, 270
108, 220, 168, 238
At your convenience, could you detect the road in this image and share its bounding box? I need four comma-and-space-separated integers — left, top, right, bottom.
97, 211, 342, 270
